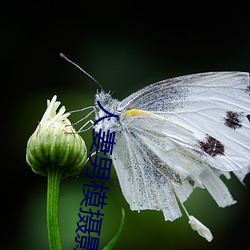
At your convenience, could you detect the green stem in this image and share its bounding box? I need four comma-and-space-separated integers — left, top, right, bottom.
102, 208, 125, 250
47, 165, 63, 250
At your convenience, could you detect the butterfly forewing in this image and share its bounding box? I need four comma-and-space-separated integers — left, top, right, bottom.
119, 72, 249, 112
118, 72, 250, 173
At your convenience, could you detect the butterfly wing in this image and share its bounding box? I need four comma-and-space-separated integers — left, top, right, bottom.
112, 127, 182, 221
110, 72, 249, 221
118, 72, 250, 173
112, 111, 237, 221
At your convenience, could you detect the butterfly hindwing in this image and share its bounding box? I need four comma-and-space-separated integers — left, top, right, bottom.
112, 127, 183, 221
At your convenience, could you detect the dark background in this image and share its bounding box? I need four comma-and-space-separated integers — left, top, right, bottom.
2, 2, 250, 249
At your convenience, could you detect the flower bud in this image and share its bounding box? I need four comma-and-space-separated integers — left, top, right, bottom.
26, 95, 87, 178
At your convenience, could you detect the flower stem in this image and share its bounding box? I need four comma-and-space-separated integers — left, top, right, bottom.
47, 165, 63, 250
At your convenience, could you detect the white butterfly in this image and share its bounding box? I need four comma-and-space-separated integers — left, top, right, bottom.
93, 72, 250, 241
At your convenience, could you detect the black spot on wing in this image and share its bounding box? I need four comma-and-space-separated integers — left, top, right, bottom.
199, 135, 225, 157
224, 111, 243, 130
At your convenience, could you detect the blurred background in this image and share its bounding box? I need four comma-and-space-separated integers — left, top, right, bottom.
2, 1, 250, 249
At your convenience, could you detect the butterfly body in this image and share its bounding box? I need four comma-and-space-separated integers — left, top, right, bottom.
94, 72, 250, 222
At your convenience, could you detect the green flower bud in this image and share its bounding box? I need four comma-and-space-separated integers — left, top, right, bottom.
26, 95, 87, 178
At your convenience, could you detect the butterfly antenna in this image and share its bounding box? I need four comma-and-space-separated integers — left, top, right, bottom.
60, 53, 104, 91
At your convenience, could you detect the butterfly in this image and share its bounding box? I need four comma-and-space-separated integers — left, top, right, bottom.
93, 72, 250, 241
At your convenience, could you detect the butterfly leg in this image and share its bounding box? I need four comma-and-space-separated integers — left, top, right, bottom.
69, 106, 96, 132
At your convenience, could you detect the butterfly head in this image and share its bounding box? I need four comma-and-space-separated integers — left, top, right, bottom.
94, 90, 120, 132
95, 90, 113, 107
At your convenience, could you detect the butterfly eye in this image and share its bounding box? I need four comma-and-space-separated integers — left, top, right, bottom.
102, 94, 111, 106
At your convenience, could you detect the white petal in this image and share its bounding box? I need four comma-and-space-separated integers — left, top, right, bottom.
188, 215, 213, 242
40, 95, 71, 125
